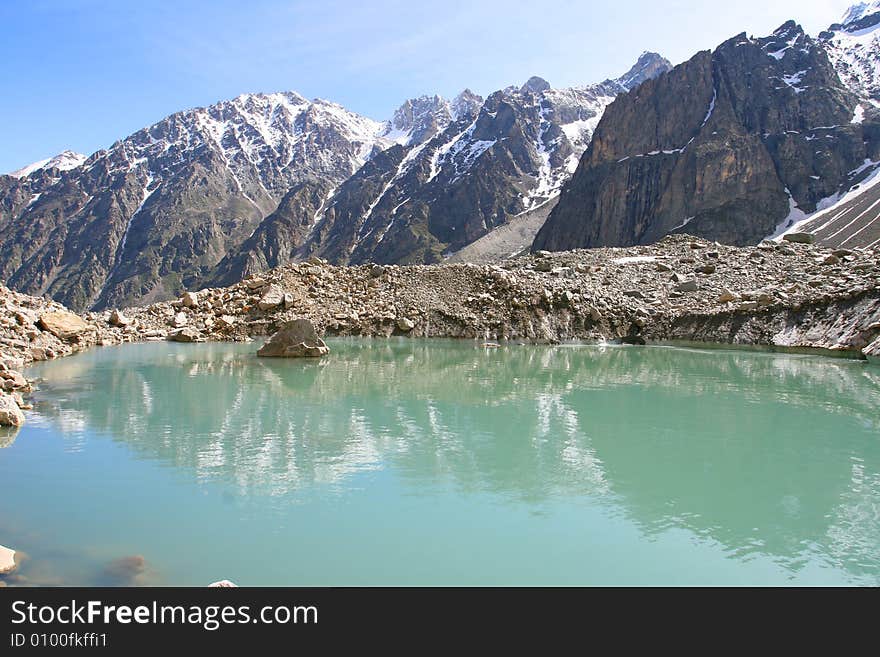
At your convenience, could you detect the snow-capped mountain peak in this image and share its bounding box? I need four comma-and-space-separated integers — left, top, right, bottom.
841, 1, 880, 28
383, 95, 453, 146
820, 2, 880, 102
8, 150, 86, 178
451, 89, 483, 120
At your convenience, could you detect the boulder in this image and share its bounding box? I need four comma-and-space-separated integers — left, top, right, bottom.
209, 580, 238, 587
172, 312, 188, 328
1, 370, 28, 392
38, 311, 92, 341
109, 309, 130, 327
168, 327, 200, 343
675, 279, 698, 292
181, 291, 200, 308
215, 315, 237, 330
0, 545, 17, 574
0, 394, 25, 427
397, 317, 415, 331
783, 232, 815, 244
257, 319, 329, 358
717, 289, 739, 303
258, 285, 285, 311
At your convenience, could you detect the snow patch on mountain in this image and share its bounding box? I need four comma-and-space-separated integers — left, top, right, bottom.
8, 150, 86, 178
821, 2, 880, 101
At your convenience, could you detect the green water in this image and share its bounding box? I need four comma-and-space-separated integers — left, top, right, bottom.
1, 340, 878, 586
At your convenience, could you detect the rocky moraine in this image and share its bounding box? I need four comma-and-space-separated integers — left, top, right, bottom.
1, 234, 879, 427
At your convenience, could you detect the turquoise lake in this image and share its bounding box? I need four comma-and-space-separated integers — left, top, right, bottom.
1, 340, 878, 586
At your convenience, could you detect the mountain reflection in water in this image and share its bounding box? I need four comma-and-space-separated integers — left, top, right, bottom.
16, 340, 880, 585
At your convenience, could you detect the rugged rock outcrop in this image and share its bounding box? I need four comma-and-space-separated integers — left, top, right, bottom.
257, 319, 329, 358
534, 22, 880, 251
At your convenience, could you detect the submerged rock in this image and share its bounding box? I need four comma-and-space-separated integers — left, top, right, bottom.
99, 555, 149, 586
257, 319, 329, 358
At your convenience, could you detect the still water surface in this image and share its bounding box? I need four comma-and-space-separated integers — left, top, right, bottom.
1, 340, 878, 585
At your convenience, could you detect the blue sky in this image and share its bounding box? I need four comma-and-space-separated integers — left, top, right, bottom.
0, 0, 854, 173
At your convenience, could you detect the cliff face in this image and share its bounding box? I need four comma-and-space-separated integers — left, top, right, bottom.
534, 22, 880, 251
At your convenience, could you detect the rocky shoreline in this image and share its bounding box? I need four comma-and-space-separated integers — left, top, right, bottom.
1, 234, 879, 425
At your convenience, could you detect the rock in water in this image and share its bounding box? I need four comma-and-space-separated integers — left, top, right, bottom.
257, 319, 329, 358
209, 579, 238, 587
38, 311, 93, 341
0, 545, 17, 574
0, 394, 25, 427
168, 327, 200, 343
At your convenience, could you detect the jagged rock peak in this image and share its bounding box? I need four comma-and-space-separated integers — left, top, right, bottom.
520, 76, 552, 94
451, 89, 484, 119
616, 52, 673, 90
390, 95, 450, 130
384, 94, 453, 146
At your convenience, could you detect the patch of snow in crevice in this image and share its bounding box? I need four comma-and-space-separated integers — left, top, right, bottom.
311, 187, 337, 226
853, 104, 865, 123
765, 32, 802, 60
106, 175, 157, 287
769, 188, 810, 239
778, 70, 809, 93
670, 216, 696, 231
701, 89, 717, 127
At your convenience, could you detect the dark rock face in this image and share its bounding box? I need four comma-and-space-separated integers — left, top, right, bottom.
534, 22, 880, 252
209, 178, 336, 287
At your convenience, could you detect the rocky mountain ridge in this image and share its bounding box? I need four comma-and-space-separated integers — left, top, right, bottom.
215, 53, 672, 282
534, 18, 880, 252
536, 4, 880, 253
1, 55, 671, 310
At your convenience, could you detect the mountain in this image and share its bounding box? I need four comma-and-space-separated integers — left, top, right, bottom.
821, 1, 880, 102
0, 93, 394, 310
1, 53, 670, 309
8, 150, 86, 178
534, 20, 880, 252
212, 53, 672, 282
